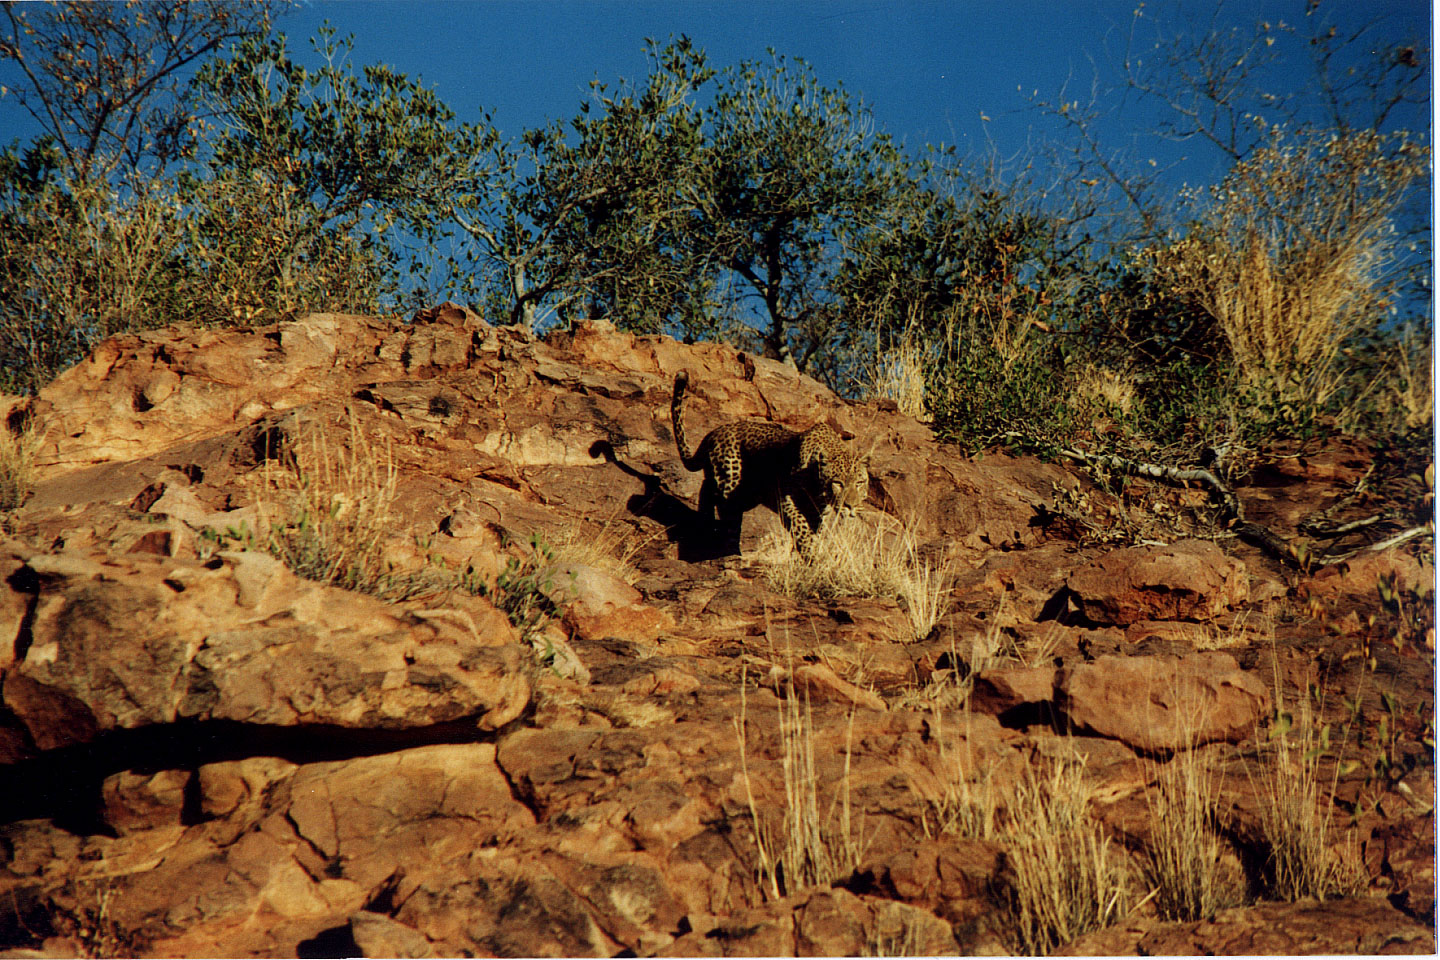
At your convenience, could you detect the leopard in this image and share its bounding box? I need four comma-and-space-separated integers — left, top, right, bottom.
671, 369, 870, 558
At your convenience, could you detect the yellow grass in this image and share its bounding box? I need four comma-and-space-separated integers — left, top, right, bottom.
550, 516, 651, 584
870, 336, 930, 421
760, 514, 955, 642
736, 665, 867, 899
1002, 755, 1132, 955
1149, 130, 1427, 411
1141, 742, 1246, 921
1250, 689, 1366, 902
249, 409, 431, 599
925, 701, 1003, 840
0, 418, 41, 511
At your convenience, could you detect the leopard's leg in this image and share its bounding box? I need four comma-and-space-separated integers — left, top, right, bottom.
779, 490, 816, 559
697, 475, 718, 524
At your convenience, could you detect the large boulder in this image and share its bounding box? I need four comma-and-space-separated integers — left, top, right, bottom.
1059, 653, 1270, 752
1066, 539, 1249, 625
2, 545, 529, 752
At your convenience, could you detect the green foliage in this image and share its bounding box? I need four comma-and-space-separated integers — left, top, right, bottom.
446, 37, 716, 332
0, 145, 190, 392
692, 51, 908, 365
187, 24, 487, 322
0, 3, 1427, 477
446, 38, 909, 359
0, 17, 495, 390
476, 533, 568, 644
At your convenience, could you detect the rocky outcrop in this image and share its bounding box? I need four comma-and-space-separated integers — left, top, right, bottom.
2, 546, 528, 756
0, 309, 1431, 957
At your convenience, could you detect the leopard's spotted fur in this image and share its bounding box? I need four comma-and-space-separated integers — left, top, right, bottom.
671, 370, 870, 557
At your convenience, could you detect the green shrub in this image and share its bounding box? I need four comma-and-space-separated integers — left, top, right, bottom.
0, 156, 189, 393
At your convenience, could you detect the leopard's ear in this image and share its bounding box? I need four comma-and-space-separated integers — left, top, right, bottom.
831, 480, 844, 500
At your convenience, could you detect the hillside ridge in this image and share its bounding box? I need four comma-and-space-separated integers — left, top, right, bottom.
0, 307, 1431, 957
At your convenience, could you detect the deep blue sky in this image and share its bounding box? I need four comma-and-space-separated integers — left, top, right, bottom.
0, 0, 1429, 204
274, 0, 1432, 196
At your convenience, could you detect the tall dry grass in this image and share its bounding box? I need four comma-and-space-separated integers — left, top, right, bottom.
0, 418, 41, 511
1380, 321, 1433, 430
868, 324, 931, 421
1141, 743, 1246, 921
736, 668, 867, 898
1250, 689, 1366, 902
924, 701, 1003, 840
1001, 756, 1132, 955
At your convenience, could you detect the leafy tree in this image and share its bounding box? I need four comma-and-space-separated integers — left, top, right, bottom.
446, 37, 714, 332
0, 0, 278, 183
688, 52, 907, 368
185, 25, 489, 321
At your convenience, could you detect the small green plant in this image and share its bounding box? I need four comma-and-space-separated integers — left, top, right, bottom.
476, 533, 569, 644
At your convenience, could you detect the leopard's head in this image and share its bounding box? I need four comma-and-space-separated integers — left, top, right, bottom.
825, 450, 871, 518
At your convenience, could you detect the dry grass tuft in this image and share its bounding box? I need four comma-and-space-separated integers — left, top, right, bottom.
550, 517, 650, 584
1073, 363, 1136, 416
1001, 755, 1132, 955
1250, 689, 1366, 902
736, 665, 867, 899
925, 702, 1003, 840
1379, 322, 1433, 430
0, 418, 41, 511
1142, 742, 1247, 921
584, 689, 674, 728
249, 410, 432, 599
869, 336, 930, 421
760, 514, 955, 641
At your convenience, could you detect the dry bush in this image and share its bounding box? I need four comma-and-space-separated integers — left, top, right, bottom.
1001, 756, 1133, 955
249, 411, 431, 599
0, 417, 41, 511
868, 331, 931, 421
1378, 322, 1433, 430
760, 514, 954, 641
1142, 743, 1247, 921
1147, 129, 1428, 412
1072, 363, 1136, 416
736, 668, 866, 899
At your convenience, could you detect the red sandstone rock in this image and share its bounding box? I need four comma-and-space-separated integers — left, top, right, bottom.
0, 309, 1429, 957
1067, 538, 1250, 625
1060, 652, 1270, 752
